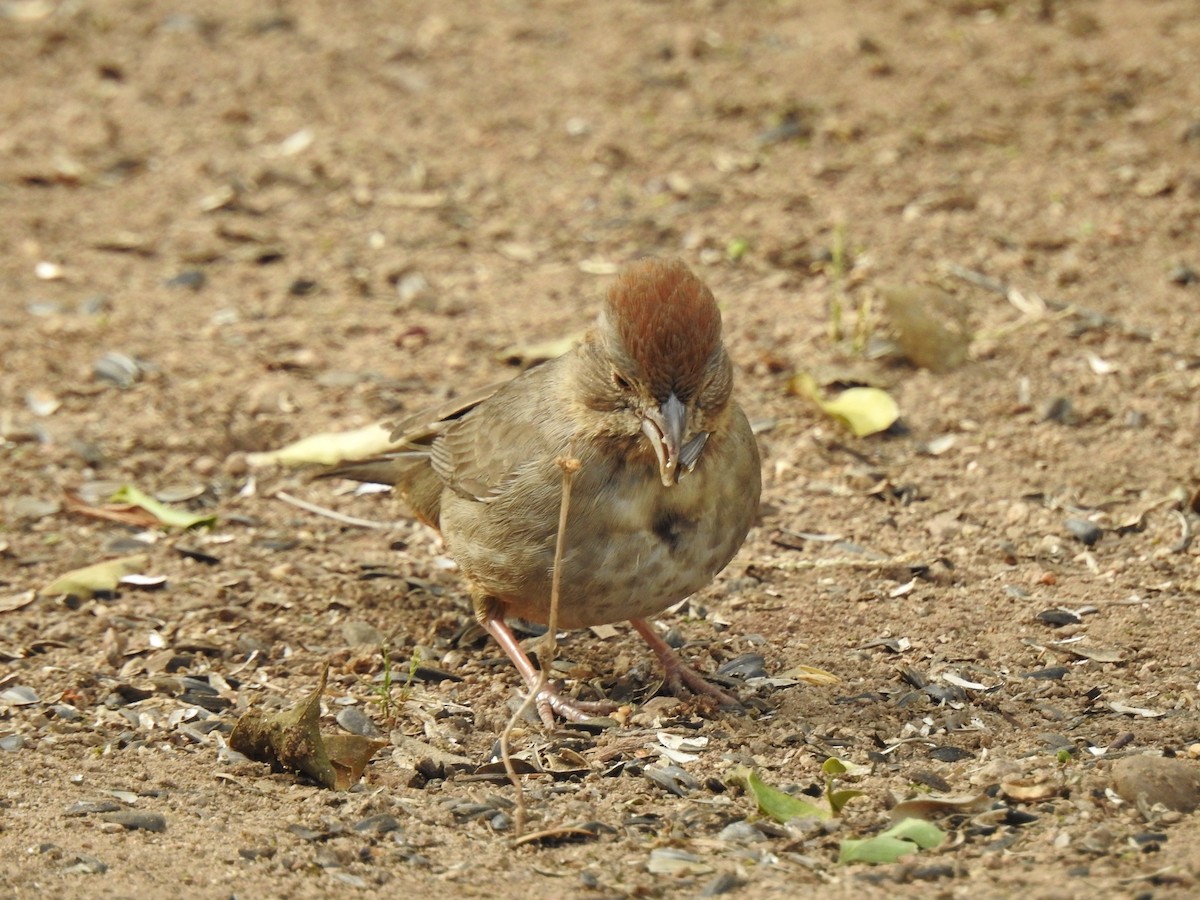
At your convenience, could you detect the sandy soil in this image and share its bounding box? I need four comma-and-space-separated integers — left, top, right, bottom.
2, 0, 1200, 896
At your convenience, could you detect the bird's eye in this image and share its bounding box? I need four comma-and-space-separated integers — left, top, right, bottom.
612, 371, 631, 391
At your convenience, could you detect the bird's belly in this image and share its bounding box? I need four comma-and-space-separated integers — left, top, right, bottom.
491, 468, 751, 628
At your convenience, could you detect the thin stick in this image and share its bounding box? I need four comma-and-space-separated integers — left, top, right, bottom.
274, 491, 404, 529
500, 453, 580, 838
545, 455, 581, 656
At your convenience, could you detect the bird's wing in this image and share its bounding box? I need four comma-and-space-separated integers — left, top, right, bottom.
428, 360, 565, 504
320, 360, 565, 519
385, 380, 506, 446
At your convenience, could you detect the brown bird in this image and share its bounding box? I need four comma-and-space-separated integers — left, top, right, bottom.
332, 258, 761, 725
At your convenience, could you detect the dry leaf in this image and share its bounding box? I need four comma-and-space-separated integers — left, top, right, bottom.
42, 555, 149, 600
246, 423, 397, 468
793, 373, 899, 437
890, 792, 992, 820
230, 663, 386, 790
779, 664, 841, 685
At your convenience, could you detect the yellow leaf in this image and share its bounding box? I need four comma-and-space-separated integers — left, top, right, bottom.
780, 664, 841, 686
246, 423, 396, 468
42, 554, 148, 600
794, 374, 899, 437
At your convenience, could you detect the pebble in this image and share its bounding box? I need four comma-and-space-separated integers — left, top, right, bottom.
1037, 608, 1082, 627
1065, 518, 1102, 546
336, 706, 383, 738
699, 871, 743, 896
647, 847, 714, 876
93, 351, 142, 388
717, 820, 767, 843
341, 620, 384, 647
101, 811, 168, 832
166, 269, 206, 290
1111, 755, 1200, 813
1168, 264, 1197, 285
353, 813, 400, 834
65, 800, 122, 817
0, 734, 25, 752
61, 854, 108, 875
645, 764, 701, 797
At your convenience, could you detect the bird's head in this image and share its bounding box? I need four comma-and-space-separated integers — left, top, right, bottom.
576, 258, 734, 487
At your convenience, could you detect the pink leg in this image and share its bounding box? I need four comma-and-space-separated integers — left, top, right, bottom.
629, 618, 742, 709
483, 617, 618, 726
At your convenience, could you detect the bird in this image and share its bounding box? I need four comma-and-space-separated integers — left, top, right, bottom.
328, 258, 761, 725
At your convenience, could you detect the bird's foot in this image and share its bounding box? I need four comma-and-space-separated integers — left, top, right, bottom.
630, 618, 743, 710
532, 685, 619, 727
483, 615, 618, 727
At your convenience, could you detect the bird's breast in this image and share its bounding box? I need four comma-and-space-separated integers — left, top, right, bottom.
441, 418, 759, 630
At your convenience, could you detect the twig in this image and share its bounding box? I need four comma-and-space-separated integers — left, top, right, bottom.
545, 454, 581, 659
273, 491, 404, 529
1168, 509, 1194, 554
500, 452, 580, 838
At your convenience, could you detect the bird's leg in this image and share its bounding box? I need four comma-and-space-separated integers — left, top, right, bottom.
481, 616, 618, 726
629, 618, 742, 709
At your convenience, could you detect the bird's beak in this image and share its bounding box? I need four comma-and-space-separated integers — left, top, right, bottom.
642, 393, 689, 487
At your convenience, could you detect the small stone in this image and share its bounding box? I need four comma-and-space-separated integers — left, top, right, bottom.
1168, 264, 1197, 286
1111, 755, 1200, 813
0, 734, 26, 752
93, 352, 142, 388
61, 854, 108, 875
1022, 666, 1070, 680
647, 847, 714, 876
101, 811, 167, 832
353, 813, 400, 834
336, 706, 383, 738
238, 846, 277, 860
166, 269, 206, 290
1041, 397, 1075, 424
699, 871, 743, 896
1037, 608, 1082, 627
341, 620, 384, 647
717, 820, 767, 843
65, 801, 122, 817
1065, 518, 1102, 546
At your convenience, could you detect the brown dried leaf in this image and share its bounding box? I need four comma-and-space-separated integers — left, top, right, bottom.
63, 490, 160, 528
229, 663, 386, 790
890, 792, 992, 820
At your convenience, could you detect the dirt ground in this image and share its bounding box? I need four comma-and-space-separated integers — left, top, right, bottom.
3, 0, 1200, 896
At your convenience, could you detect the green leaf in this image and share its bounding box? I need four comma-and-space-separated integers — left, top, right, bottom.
729, 766, 831, 822
110, 485, 216, 530
821, 757, 869, 814
838, 835, 921, 865
838, 818, 946, 865
828, 788, 866, 815
885, 817, 946, 850
822, 757, 872, 778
